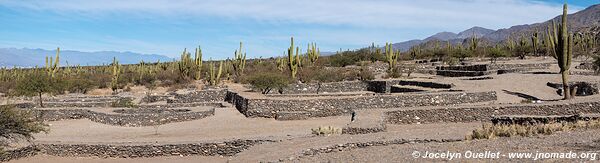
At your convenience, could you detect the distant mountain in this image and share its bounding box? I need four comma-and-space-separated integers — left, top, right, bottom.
390, 4, 600, 52
390, 26, 495, 52
0, 48, 172, 67
457, 26, 495, 39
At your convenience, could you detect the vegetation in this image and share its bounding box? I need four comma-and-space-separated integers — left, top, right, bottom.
12, 73, 63, 107
247, 73, 290, 94
467, 119, 600, 140
311, 126, 342, 136
547, 3, 574, 100
0, 106, 48, 152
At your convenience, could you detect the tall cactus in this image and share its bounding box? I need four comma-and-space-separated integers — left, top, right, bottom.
233, 42, 246, 77
307, 42, 320, 65
469, 33, 479, 52
531, 32, 539, 56
385, 43, 399, 70
288, 37, 300, 78
194, 46, 203, 80
178, 48, 193, 79
45, 47, 60, 78
547, 3, 573, 100
208, 60, 223, 86
110, 57, 121, 93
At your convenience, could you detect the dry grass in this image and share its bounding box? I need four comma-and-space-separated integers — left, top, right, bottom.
467, 119, 600, 140
311, 126, 342, 136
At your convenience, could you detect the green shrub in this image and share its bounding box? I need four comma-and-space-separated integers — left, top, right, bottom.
247, 73, 290, 94
12, 73, 64, 107
111, 98, 137, 108
0, 106, 48, 152
487, 47, 508, 63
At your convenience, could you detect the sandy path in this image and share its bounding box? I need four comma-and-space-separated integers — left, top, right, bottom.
35, 107, 352, 144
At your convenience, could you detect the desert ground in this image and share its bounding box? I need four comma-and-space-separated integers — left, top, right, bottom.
1, 56, 599, 163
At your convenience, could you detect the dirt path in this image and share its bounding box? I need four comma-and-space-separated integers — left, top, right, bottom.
35, 107, 351, 144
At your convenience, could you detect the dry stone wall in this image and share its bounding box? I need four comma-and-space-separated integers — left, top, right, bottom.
386, 101, 600, 124
227, 91, 497, 118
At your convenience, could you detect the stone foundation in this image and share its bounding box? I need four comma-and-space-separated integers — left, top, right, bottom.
33, 108, 214, 127
227, 91, 497, 118
386, 101, 600, 124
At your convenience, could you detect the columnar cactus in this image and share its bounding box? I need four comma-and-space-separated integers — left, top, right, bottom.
307, 42, 320, 65
469, 33, 479, 52
288, 37, 300, 78
233, 42, 246, 77
531, 32, 539, 56
409, 45, 421, 60
45, 47, 60, 78
194, 46, 203, 80
276, 57, 286, 72
178, 48, 193, 79
208, 60, 223, 86
385, 43, 399, 70
110, 57, 121, 93
547, 3, 573, 100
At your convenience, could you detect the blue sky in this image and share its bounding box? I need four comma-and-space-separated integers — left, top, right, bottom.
0, 0, 597, 59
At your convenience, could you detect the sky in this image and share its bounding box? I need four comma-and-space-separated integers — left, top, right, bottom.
0, 0, 598, 59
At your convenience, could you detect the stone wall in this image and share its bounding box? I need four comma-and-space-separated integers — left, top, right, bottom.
167, 89, 227, 103
37, 140, 268, 158
275, 81, 370, 94
227, 91, 497, 118
386, 101, 600, 124
33, 108, 214, 127
0, 146, 38, 162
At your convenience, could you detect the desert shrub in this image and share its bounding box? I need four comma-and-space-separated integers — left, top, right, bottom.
327, 48, 385, 67
487, 47, 508, 63
111, 98, 136, 108
247, 73, 290, 94
467, 120, 600, 140
62, 76, 95, 94
12, 73, 64, 107
311, 126, 342, 136
451, 48, 472, 62
0, 106, 48, 152
358, 66, 374, 81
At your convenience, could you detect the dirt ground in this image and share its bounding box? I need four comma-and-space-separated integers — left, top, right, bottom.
6, 57, 600, 163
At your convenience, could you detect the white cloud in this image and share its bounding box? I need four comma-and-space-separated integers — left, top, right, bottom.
0, 0, 582, 30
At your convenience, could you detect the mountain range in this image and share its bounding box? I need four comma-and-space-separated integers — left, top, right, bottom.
0, 48, 172, 67
391, 4, 600, 51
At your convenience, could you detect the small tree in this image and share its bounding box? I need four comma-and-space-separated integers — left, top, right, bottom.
0, 106, 48, 152
487, 46, 507, 63
248, 73, 290, 94
12, 73, 62, 107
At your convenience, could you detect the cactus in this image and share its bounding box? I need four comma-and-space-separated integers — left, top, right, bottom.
469, 33, 479, 52
307, 42, 320, 65
276, 57, 286, 72
547, 3, 573, 100
194, 46, 203, 80
178, 48, 193, 79
409, 45, 421, 60
208, 60, 223, 86
506, 36, 515, 51
531, 32, 539, 56
233, 42, 246, 77
287, 37, 300, 78
45, 47, 60, 78
110, 57, 121, 93
385, 42, 399, 70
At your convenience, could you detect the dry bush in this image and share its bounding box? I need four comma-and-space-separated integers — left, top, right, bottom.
467, 119, 600, 140
0, 106, 48, 152
311, 126, 342, 136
